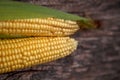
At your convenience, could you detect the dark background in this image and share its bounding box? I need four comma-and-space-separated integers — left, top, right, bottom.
0, 0, 120, 80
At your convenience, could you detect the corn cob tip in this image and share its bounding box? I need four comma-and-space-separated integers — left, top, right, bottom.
76, 18, 100, 30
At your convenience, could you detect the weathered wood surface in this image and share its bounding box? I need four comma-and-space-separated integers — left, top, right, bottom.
0, 0, 120, 80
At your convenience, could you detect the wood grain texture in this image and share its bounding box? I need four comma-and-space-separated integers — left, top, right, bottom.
0, 0, 120, 80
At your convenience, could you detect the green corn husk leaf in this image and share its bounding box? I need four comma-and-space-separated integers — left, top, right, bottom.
0, 34, 29, 39
0, 0, 85, 20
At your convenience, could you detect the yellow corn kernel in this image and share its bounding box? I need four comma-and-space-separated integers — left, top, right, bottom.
0, 18, 79, 37
0, 37, 77, 74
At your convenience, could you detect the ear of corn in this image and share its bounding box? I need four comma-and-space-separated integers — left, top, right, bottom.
0, 0, 96, 31
0, 37, 77, 74
0, 18, 79, 38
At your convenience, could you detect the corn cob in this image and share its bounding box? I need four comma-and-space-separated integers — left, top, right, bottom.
0, 37, 77, 74
0, 18, 79, 37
